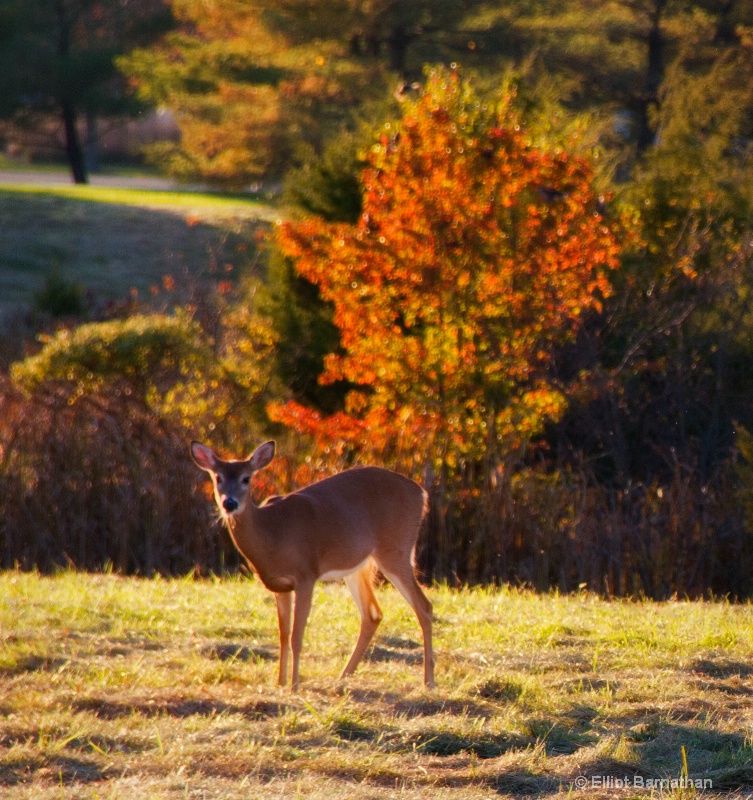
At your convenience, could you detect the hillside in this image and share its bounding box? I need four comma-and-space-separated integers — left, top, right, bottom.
0, 184, 276, 321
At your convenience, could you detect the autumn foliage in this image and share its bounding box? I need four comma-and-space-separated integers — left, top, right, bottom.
272, 68, 622, 474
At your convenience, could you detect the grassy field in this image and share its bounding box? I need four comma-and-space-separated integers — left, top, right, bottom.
0, 572, 752, 799
0, 183, 277, 319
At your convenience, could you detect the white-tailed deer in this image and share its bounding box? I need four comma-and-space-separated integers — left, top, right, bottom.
190, 440, 434, 690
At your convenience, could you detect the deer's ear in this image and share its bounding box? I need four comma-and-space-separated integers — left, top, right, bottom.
249, 441, 276, 471
191, 441, 217, 472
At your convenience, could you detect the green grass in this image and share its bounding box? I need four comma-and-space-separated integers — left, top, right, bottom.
0, 182, 278, 220
0, 573, 752, 798
0, 184, 277, 318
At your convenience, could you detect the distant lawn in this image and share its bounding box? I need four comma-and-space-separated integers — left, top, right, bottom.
0, 572, 752, 799
0, 182, 278, 220
0, 184, 277, 320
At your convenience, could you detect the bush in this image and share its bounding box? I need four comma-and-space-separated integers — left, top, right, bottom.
12, 312, 212, 398
0, 378, 238, 574
33, 268, 87, 318
418, 458, 750, 598
0, 303, 281, 574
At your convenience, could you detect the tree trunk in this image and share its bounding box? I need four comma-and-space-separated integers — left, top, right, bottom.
387, 26, 412, 75
62, 100, 88, 184
636, 0, 666, 153
55, 0, 87, 183
714, 0, 737, 43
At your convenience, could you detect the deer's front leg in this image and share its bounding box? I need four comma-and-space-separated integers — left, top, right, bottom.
275, 592, 293, 687
290, 581, 314, 691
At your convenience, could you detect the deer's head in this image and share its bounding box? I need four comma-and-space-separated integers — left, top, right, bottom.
191, 441, 275, 518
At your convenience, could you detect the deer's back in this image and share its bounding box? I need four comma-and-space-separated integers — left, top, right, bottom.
303, 465, 423, 508
282, 466, 426, 544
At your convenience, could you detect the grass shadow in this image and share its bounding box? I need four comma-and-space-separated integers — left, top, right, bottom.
393, 696, 497, 719
365, 634, 423, 666
203, 642, 277, 662
0, 190, 268, 320
491, 768, 562, 796
72, 695, 289, 721
688, 657, 753, 678
401, 729, 531, 758
0, 755, 105, 787
0, 654, 69, 676
573, 720, 753, 793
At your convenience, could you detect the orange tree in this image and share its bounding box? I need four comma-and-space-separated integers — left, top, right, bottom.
272, 67, 623, 484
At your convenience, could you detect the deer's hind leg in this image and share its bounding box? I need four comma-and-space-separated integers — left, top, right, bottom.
340, 560, 383, 679
378, 560, 434, 688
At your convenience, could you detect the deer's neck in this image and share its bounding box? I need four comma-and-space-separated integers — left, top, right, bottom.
225, 502, 263, 558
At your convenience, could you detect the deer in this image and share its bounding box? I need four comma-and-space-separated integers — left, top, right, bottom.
190, 440, 435, 691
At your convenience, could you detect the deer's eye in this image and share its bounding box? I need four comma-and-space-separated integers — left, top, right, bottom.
241, 475, 251, 486
215, 475, 224, 486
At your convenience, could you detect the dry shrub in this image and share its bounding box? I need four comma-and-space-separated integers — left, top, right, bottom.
0, 378, 237, 575
565, 467, 751, 599
419, 460, 751, 598
420, 465, 578, 589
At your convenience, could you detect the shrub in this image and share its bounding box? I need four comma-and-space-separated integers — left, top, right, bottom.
12, 312, 212, 401
0, 304, 280, 574
33, 268, 87, 318
0, 378, 236, 574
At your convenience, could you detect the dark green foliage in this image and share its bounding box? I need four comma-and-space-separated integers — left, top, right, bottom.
734, 425, 753, 537
262, 248, 348, 414
283, 131, 364, 224
0, 0, 174, 181
262, 127, 370, 412
33, 269, 86, 318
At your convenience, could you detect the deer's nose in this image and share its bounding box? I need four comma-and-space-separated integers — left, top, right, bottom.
223, 497, 239, 513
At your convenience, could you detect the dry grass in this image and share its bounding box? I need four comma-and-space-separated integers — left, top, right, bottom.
0, 573, 752, 798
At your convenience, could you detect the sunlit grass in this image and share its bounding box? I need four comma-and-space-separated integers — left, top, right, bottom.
0, 182, 277, 222
0, 572, 752, 798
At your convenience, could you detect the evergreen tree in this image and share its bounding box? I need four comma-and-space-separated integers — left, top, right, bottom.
0, 0, 173, 183
119, 0, 517, 187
